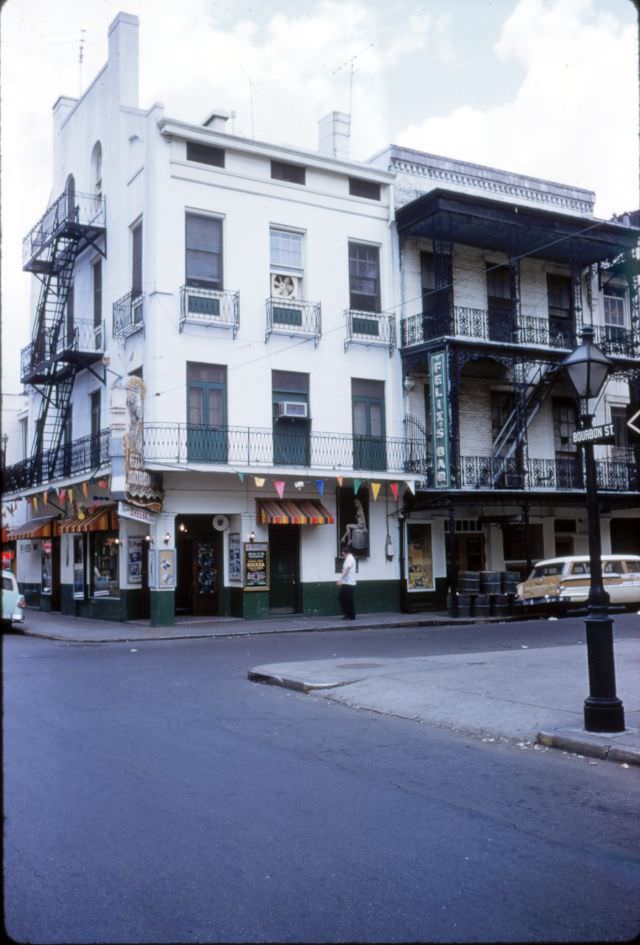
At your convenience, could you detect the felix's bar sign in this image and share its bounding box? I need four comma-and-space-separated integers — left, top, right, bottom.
572, 423, 615, 446
429, 351, 450, 488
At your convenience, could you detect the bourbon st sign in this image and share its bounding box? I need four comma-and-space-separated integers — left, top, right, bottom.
429, 351, 450, 489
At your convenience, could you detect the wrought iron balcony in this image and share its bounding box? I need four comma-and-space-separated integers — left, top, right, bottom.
180, 286, 240, 336
266, 297, 321, 346
143, 423, 419, 476
591, 324, 640, 359
53, 319, 105, 362
23, 189, 106, 272
457, 454, 638, 492
345, 309, 396, 356
113, 291, 144, 339
1, 430, 110, 493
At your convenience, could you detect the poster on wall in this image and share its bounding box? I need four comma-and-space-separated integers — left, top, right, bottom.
337, 486, 369, 558
73, 535, 85, 599
127, 536, 143, 585
149, 549, 177, 589
244, 542, 269, 590
407, 523, 434, 591
228, 532, 241, 582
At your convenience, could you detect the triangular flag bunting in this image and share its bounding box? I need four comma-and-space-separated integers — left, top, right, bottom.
353, 479, 361, 495
371, 482, 381, 501
336, 476, 344, 487
315, 479, 325, 496
274, 480, 285, 499
389, 482, 399, 501
405, 480, 416, 495
238, 472, 245, 482
254, 477, 265, 488
43, 492, 48, 505
33, 496, 38, 511
82, 481, 88, 498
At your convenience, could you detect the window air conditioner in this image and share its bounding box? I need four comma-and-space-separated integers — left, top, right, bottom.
277, 401, 308, 419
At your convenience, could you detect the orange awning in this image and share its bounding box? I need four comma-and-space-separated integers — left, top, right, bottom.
6, 514, 58, 540
60, 506, 118, 534
257, 499, 334, 525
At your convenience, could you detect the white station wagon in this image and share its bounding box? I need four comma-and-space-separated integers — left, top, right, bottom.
517, 555, 640, 608
2, 570, 26, 629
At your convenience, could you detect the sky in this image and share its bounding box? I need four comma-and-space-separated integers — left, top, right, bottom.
1, 0, 638, 396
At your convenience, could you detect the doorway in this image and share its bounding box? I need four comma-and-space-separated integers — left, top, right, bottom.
268, 525, 300, 614
175, 516, 221, 617
458, 534, 485, 572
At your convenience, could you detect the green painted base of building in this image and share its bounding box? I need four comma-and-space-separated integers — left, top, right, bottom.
403, 577, 448, 612
150, 590, 175, 626
59, 584, 128, 621
301, 580, 402, 616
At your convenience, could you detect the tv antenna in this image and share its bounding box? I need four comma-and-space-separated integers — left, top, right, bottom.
78, 28, 87, 95
331, 43, 374, 116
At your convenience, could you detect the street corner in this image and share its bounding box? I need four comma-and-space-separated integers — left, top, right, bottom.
537, 726, 640, 767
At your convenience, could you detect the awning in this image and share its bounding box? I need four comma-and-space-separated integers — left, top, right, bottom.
6, 514, 58, 540
60, 506, 118, 534
257, 499, 334, 525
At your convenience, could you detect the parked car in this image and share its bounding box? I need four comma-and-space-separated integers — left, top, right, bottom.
2, 569, 26, 629
517, 555, 640, 609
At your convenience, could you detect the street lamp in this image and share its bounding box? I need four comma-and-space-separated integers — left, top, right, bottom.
562, 326, 625, 732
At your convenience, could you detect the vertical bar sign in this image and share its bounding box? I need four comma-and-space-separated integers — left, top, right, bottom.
429, 351, 450, 488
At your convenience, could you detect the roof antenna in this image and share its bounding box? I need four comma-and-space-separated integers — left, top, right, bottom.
78, 28, 86, 96
331, 43, 374, 117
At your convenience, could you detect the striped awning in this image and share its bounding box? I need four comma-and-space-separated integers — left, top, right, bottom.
7, 514, 58, 540
60, 506, 118, 534
257, 499, 334, 526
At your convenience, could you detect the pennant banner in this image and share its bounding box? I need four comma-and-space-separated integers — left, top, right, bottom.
405, 480, 416, 495
274, 480, 286, 499
336, 476, 344, 487
389, 482, 399, 501
371, 482, 381, 501
238, 472, 245, 482
353, 479, 361, 495
315, 479, 325, 496
254, 477, 265, 488
82, 481, 88, 498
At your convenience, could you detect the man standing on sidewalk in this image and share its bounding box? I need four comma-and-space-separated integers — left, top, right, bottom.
337, 545, 357, 620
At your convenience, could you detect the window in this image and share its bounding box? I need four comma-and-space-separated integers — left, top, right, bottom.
604, 285, 626, 329
547, 274, 572, 319
186, 142, 225, 168
90, 389, 101, 467
186, 363, 227, 462
92, 533, 119, 598
349, 177, 380, 200
66, 283, 74, 347
352, 378, 386, 470
93, 260, 102, 345
186, 213, 223, 290
41, 540, 52, 595
349, 242, 380, 313
131, 220, 143, 298
611, 404, 631, 458
270, 228, 304, 325
486, 264, 513, 341
553, 398, 579, 488
92, 141, 102, 194
490, 391, 515, 442
272, 371, 309, 466
270, 228, 303, 272
271, 160, 306, 185
19, 417, 28, 460
73, 535, 85, 599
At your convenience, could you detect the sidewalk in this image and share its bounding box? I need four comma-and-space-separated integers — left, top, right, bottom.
12, 607, 640, 766
248, 640, 640, 768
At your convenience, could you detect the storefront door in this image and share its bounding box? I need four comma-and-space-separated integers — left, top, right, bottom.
192, 540, 218, 616
268, 525, 300, 613
458, 534, 485, 572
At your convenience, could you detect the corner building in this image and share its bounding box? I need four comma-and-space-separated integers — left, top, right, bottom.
3, 13, 639, 624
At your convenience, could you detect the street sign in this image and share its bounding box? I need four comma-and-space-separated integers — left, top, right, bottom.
572, 423, 615, 446
627, 403, 640, 444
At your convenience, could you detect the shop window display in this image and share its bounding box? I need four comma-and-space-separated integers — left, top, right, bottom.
92, 533, 120, 598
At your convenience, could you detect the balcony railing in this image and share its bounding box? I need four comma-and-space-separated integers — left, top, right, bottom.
53, 319, 105, 359
180, 286, 240, 336
23, 190, 105, 268
266, 297, 321, 346
457, 455, 638, 492
345, 309, 396, 356
2, 430, 110, 493
143, 423, 420, 475
592, 324, 640, 358
21, 320, 105, 383
113, 291, 144, 339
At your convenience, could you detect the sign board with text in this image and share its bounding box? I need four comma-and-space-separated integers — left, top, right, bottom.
572, 423, 615, 446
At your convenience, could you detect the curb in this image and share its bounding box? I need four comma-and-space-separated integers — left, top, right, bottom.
536, 731, 640, 766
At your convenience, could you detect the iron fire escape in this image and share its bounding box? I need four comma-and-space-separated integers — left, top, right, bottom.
21, 180, 106, 484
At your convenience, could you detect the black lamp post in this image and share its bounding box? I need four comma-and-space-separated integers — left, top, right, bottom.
562, 326, 625, 732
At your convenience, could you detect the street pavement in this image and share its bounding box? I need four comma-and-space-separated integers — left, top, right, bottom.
13, 606, 640, 766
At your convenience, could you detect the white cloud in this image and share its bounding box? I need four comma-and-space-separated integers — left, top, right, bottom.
395, 0, 638, 217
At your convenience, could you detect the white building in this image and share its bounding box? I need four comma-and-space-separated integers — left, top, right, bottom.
4, 12, 409, 623
3, 12, 638, 623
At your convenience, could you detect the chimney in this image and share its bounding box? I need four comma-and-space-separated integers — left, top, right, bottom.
202, 110, 231, 132
108, 12, 139, 108
318, 111, 351, 160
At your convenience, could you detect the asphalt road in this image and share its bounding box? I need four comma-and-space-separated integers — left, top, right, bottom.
4, 616, 639, 943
